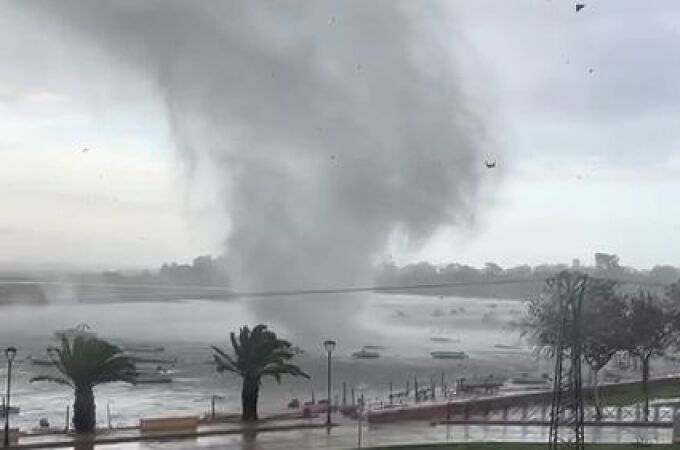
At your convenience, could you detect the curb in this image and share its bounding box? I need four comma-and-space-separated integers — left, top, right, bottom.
9, 422, 335, 449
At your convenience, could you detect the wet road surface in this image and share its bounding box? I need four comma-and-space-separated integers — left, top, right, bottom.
94, 422, 671, 449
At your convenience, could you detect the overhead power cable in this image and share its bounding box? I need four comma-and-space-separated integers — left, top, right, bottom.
0, 274, 671, 300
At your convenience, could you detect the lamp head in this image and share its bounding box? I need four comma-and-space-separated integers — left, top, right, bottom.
323, 340, 336, 353
5, 347, 17, 363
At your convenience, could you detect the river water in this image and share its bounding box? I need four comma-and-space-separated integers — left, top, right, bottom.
0, 293, 543, 432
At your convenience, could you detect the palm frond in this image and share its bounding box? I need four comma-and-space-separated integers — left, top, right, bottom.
230, 332, 242, 360
214, 324, 308, 386
36, 329, 137, 389
262, 363, 310, 383
211, 345, 240, 375
91, 354, 136, 385
30, 375, 73, 387
238, 327, 251, 360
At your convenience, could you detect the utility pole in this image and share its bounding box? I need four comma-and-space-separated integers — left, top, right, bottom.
548, 271, 587, 450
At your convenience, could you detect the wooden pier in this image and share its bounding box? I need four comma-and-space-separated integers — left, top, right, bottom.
367, 376, 680, 426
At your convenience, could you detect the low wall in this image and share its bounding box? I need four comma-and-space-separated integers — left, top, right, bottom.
140, 416, 199, 433
0, 428, 20, 445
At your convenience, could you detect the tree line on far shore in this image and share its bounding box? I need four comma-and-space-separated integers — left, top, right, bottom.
374, 253, 680, 299
3, 252, 680, 305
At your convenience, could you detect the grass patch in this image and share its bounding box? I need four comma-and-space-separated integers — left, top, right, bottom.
585, 382, 680, 407
368, 444, 680, 450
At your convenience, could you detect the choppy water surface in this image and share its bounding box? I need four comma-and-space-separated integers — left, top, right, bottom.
0, 293, 540, 431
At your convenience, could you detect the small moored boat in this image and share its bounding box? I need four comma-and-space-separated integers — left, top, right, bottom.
130, 355, 177, 365
121, 344, 165, 353
430, 350, 468, 360
493, 344, 521, 350
135, 373, 173, 384
352, 349, 380, 359
27, 356, 55, 366
430, 337, 460, 344
509, 373, 550, 385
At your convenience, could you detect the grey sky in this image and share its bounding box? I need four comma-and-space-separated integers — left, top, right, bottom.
0, 1, 679, 273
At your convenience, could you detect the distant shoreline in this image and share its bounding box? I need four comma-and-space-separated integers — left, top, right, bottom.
0, 286, 530, 307
376, 288, 530, 301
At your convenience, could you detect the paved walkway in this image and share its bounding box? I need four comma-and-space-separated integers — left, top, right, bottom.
101, 423, 673, 450
8, 419, 327, 449
9, 419, 674, 449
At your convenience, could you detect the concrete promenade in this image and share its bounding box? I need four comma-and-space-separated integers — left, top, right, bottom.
3, 418, 674, 449
99, 421, 674, 450
4, 418, 327, 449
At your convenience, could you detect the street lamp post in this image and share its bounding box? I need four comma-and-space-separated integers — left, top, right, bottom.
4, 347, 16, 448
323, 340, 336, 427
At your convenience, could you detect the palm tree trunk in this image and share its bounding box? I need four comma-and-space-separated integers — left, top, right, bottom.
241, 376, 260, 421
73, 386, 96, 433
641, 354, 650, 422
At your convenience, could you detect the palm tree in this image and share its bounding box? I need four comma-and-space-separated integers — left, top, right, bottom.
212, 324, 309, 421
31, 332, 136, 433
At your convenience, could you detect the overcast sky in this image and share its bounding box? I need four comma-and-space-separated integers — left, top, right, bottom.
1, 0, 679, 272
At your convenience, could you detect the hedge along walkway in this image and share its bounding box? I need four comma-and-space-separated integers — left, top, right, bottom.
367, 444, 680, 450
469, 376, 680, 409
586, 381, 680, 407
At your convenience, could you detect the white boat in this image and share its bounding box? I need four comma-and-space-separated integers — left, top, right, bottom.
129, 355, 176, 365
493, 344, 521, 350
509, 373, 550, 385
430, 351, 468, 360
430, 337, 460, 344
352, 349, 380, 359
121, 343, 165, 353
135, 373, 173, 384
27, 356, 55, 366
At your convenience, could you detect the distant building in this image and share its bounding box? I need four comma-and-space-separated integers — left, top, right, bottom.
572, 258, 581, 269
